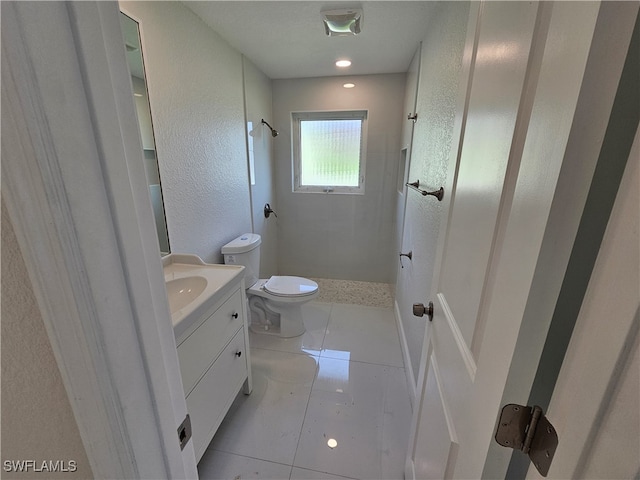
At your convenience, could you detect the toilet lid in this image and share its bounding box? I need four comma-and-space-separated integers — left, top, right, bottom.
264, 276, 318, 297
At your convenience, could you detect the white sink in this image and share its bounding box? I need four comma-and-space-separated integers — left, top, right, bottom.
166, 276, 207, 314
162, 253, 244, 339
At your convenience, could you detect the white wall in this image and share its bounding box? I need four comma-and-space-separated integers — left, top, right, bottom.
395, 1, 471, 384
272, 74, 406, 283
1, 201, 93, 479
120, 2, 253, 263
243, 57, 278, 277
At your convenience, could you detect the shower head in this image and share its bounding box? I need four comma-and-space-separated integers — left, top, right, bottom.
261, 119, 279, 137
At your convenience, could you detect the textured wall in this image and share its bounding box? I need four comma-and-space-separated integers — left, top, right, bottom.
272, 74, 406, 283
243, 57, 278, 277
1, 201, 93, 479
120, 2, 252, 263
395, 2, 471, 384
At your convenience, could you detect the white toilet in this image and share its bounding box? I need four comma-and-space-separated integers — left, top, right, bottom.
222, 233, 318, 337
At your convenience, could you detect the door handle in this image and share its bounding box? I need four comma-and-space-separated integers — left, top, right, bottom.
413, 301, 434, 321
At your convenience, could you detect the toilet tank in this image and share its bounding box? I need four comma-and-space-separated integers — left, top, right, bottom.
221, 233, 261, 287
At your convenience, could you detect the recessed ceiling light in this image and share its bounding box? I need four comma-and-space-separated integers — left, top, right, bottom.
343, 83, 355, 89
336, 60, 352, 68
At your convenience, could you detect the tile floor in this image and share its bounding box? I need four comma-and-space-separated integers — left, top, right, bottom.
197, 301, 412, 480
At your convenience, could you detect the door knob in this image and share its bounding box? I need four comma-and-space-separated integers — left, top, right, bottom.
413, 301, 434, 321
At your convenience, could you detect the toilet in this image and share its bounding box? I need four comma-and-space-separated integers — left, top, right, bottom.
222, 233, 318, 337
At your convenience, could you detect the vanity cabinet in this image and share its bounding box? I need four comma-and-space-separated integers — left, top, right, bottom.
176, 282, 252, 462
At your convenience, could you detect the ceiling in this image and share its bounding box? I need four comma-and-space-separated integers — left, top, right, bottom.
183, 1, 434, 79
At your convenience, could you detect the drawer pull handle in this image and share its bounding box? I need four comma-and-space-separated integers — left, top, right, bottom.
235, 351, 242, 357
232, 313, 239, 319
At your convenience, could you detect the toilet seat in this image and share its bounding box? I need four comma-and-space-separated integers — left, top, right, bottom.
263, 276, 318, 297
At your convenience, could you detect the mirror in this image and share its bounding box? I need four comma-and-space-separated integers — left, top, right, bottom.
119, 12, 170, 254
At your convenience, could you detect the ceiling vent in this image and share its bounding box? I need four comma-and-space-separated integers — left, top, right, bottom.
321, 8, 363, 37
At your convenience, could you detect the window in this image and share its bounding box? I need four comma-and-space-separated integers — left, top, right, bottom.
292, 110, 367, 193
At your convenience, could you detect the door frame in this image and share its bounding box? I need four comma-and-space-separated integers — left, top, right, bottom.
2, 2, 197, 478
531, 127, 639, 478
504, 6, 640, 476
405, 1, 638, 478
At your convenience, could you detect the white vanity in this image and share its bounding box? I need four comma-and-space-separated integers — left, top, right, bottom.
163, 254, 252, 462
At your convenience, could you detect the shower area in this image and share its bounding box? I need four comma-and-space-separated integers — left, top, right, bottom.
256, 74, 406, 295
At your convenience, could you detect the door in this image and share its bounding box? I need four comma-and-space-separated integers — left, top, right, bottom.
405, 3, 543, 476
405, 1, 636, 478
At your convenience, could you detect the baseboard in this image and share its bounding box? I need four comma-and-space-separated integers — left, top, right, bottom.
405, 458, 416, 480
394, 299, 417, 410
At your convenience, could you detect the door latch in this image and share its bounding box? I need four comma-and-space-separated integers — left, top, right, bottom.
177, 414, 192, 451
413, 301, 434, 321
495, 404, 558, 477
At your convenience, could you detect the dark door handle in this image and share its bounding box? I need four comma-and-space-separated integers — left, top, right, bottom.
413, 302, 434, 321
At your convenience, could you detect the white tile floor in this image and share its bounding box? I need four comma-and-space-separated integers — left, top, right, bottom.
197, 301, 412, 480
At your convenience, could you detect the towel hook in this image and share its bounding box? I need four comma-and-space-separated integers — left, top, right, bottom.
406, 180, 444, 201
399, 251, 413, 268
264, 203, 278, 218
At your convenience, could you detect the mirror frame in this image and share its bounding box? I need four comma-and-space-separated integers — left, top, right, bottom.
119, 10, 170, 255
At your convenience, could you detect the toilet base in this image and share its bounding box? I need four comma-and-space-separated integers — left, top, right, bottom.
248, 295, 310, 338
249, 322, 304, 337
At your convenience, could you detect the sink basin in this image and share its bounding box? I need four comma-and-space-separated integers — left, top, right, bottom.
166, 276, 207, 314
162, 253, 245, 340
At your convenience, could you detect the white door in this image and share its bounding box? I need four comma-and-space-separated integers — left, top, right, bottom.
405, 1, 637, 478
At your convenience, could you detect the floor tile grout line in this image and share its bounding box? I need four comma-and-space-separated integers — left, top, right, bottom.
250, 345, 321, 358
318, 302, 334, 353
319, 301, 404, 369
290, 465, 360, 480
317, 354, 406, 370
289, 302, 333, 475
203, 447, 295, 469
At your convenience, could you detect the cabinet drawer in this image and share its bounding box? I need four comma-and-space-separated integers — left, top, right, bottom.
178, 289, 243, 395
186, 329, 248, 462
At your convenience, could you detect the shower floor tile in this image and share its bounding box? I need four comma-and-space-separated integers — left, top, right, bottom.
310, 278, 394, 308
